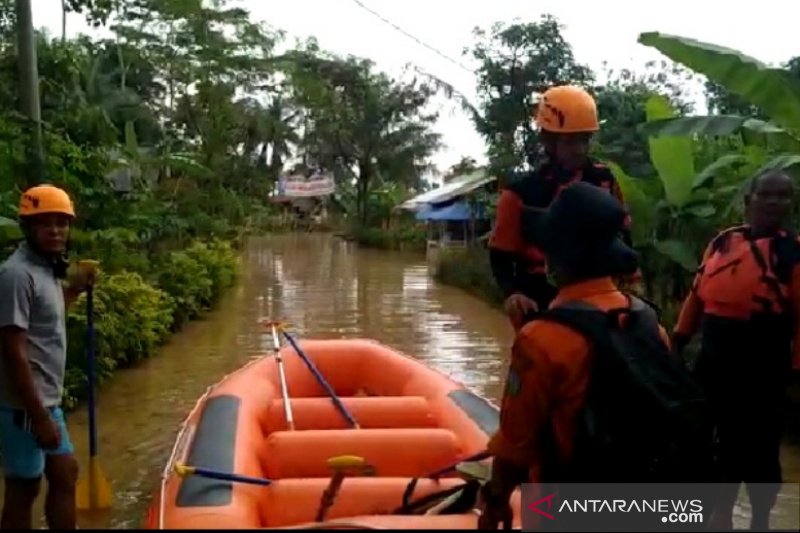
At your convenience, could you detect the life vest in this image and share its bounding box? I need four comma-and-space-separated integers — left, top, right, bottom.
694, 226, 800, 320
506, 161, 619, 274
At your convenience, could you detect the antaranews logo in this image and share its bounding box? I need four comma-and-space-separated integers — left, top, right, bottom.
522, 483, 716, 532
528, 494, 703, 522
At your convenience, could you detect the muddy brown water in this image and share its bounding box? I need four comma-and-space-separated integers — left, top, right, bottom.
1, 233, 798, 529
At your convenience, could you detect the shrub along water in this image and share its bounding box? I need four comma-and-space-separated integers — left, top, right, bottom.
57, 238, 240, 410
58, 238, 241, 410
351, 224, 427, 253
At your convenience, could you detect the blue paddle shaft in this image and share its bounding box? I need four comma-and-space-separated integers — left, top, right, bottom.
193, 466, 272, 486
86, 284, 98, 458
281, 331, 359, 429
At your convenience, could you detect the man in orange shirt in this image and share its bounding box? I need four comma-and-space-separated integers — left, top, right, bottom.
672, 169, 800, 531
478, 182, 712, 529
488, 85, 634, 331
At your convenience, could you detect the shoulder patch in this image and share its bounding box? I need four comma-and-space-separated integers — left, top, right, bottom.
505, 368, 522, 396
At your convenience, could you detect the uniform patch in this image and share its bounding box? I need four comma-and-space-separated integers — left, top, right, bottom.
506, 368, 522, 396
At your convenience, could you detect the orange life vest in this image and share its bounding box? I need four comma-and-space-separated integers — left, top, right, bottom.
694, 226, 800, 320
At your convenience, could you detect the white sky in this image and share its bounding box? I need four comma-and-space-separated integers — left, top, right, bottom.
32, 0, 800, 174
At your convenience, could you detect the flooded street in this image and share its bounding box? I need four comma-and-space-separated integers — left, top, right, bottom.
66, 233, 513, 528
3, 233, 798, 528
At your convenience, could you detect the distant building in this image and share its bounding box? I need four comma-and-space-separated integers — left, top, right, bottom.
270, 170, 336, 228
395, 168, 497, 263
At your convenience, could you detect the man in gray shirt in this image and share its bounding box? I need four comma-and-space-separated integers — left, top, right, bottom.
0, 184, 93, 530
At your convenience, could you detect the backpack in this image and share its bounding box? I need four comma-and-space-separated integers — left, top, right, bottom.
534, 295, 717, 484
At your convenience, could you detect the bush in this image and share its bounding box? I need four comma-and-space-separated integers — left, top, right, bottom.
352, 224, 427, 252
434, 246, 505, 305
63, 271, 174, 409
154, 250, 213, 328
183, 239, 240, 304
69, 227, 151, 275
434, 245, 691, 334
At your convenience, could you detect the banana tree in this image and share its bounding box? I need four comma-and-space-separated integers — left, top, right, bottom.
636, 33, 800, 178
0, 215, 20, 243
607, 94, 757, 313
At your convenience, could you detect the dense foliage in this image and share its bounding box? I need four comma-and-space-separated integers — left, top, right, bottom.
0, 0, 447, 407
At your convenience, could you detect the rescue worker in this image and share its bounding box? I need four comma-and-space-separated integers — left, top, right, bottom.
488, 84, 634, 331
478, 181, 670, 529
672, 169, 800, 531
0, 185, 94, 530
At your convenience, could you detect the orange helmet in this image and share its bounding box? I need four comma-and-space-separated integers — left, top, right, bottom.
19, 184, 75, 218
534, 85, 599, 133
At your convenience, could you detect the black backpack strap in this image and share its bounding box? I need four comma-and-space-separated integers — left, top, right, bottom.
535, 295, 662, 351
694, 227, 744, 283
769, 229, 800, 284
748, 229, 800, 313
392, 480, 479, 515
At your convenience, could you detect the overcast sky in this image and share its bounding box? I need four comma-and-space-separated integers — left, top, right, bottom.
32, 0, 800, 173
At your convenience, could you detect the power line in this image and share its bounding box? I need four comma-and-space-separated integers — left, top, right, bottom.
348, 0, 473, 73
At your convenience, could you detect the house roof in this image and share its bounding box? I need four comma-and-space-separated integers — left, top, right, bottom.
396, 169, 496, 211
414, 200, 488, 221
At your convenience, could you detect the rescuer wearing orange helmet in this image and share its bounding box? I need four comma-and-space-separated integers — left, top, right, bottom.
488, 85, 634, 330
0, 184, 92, 529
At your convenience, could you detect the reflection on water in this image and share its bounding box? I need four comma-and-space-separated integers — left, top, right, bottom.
259, 234, 513, 398
0, 233, 796, 529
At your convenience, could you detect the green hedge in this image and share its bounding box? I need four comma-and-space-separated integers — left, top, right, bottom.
61, 238, 240, 410
433, 245, 689, 334
351, 224, 427, 252
433, 246, 505, 306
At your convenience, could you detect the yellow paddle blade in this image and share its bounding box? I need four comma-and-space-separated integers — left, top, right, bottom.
326, 455, 376, 476
326, 455, 366, 470
76, 457, 112, 510
258, 318, 289, 331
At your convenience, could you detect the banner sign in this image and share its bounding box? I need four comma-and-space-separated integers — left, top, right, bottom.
278, 171, 335, 197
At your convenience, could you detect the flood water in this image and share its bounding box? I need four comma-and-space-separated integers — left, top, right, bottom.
2, 233, 799, 529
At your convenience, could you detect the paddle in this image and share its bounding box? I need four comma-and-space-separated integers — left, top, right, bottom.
171, 456, 376, 493
265, 320, 295, 431
276, 325, 360, 430
315, 455, 376, 522
173, 463, 272, 486
75, 261, 113, 511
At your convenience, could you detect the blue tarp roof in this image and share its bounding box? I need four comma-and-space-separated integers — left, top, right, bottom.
415, 200, 486, 221
397, 170, 496, 210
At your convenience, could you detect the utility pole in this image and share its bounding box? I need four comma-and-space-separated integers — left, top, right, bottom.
16, 0, 44, 186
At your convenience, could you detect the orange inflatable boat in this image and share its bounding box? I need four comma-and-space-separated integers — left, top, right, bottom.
145, 337, 523, 529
